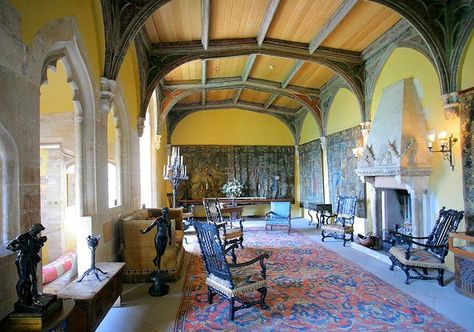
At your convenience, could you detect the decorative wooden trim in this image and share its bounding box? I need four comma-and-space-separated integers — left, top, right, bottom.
257, 0, 280, 46
309, 0, 358, 54
201, 59, 207, 85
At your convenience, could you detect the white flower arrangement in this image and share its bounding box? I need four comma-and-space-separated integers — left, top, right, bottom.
221, 179, 243, 198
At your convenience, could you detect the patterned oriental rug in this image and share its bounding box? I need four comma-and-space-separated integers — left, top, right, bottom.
174, 228, 464, 332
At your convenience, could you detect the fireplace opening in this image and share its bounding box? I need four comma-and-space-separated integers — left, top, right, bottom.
379, 189, 412, 251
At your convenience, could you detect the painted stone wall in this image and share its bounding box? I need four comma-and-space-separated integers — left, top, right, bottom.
327, 126, 366, 217
460, 88, 474, 233
178, 145, 295, 200
299, 139, 324, 204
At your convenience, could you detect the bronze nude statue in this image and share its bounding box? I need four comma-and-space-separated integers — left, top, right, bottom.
6, 223, 48, 308
140, 207, 172, 272
140, 207, 172, 296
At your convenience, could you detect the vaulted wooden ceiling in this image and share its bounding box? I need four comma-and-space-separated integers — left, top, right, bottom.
100, 0, 474, 142
143, 0, 400, 120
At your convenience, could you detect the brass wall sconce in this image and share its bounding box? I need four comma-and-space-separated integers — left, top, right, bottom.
427, 131, 457, 170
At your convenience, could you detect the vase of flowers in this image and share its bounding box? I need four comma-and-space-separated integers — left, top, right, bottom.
221, 179, 243, 199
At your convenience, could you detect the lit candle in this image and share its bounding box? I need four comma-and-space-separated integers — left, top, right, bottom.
184, 165, 187, 176
437, 131, 447, 140
180, 156, 183, 166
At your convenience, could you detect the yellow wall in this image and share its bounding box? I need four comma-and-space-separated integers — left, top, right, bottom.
326, 88, 361, 134
300, 112, 320, 144
117, 42, 141, 131
40, 60, 73, 114
171, 109, 294, 145
460, 31, 474, 90
10, 0, 105, 80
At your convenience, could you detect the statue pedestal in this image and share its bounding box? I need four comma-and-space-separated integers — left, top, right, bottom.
6, 295, 64, 330
149, 271, 169, 297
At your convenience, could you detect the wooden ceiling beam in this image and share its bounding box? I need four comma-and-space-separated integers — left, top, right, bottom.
201, 59, 207, 85
163, 77, 320, 97
257, 0, 280, 47
233, 88, 242, 104
281, 60, 304, 89
264, 94, 278, 109
201, 0, 210, 50
241, 54, 257, 81
309, 0, 358, 54
172, 100, 296, 116
201, 90, 206, 106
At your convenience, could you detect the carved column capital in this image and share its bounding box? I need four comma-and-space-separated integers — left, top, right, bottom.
137, 116, 145, 137
441, 92, 460, 119
100, 77, 116, 114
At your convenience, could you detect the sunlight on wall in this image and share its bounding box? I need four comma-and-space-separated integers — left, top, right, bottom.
300, 112, 320, 144
10, 0, 105, 78
117, 42, 141, 131
326, 88, 361, 135
171, 109, 294, 145
40, 60, 73, 114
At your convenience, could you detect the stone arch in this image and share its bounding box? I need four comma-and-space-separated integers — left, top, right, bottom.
0, 121, 20, 242
28, 17, 98, 216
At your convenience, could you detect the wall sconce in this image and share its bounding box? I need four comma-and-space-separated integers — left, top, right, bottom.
427, 131, 457, 170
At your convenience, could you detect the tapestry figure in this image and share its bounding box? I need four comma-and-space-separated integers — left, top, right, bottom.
6, 223, 47, 307
140, 207, 172, 272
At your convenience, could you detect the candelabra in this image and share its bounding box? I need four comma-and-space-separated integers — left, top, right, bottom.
163, 146, 188, 208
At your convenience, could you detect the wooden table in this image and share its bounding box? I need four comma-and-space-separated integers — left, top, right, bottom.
221, 206, 244, 228
304, 203, 332, 228
56, 262, 125, 332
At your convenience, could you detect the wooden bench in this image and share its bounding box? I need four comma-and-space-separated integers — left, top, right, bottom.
56, 262, 125, 332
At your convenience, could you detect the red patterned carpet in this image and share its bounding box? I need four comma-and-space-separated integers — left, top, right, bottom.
174, 227, 464, 332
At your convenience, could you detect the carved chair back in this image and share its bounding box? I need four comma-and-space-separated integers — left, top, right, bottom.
203, 198, 223, 224
334, 195, 357, 226
426, 207, 464, 259
194, 221, 233, 287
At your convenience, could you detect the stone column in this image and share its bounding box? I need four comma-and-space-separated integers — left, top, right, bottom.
320, 137, 330, 203
409, 188, 426, 238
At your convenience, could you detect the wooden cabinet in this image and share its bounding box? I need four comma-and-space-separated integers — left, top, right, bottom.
449, 232, 474, 298
56, 262, 125, 332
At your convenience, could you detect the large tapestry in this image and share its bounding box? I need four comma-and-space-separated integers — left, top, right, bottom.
299, 139, 324, 204
327, 126, 366, 217
177, 145, 294, 200
460, 88, 474, 233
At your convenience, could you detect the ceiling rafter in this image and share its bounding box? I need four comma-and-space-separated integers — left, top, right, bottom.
144, 38, 363, 118
201, 59, 206, 105
264, 94, 278, 109
201, 0, 210, 50
163, 77, 320, 97
309, 0, 358, 54
173, 100, 296, 116
281, 60, 304, 88
241, 54, 257, 81
257, 0, 280, 46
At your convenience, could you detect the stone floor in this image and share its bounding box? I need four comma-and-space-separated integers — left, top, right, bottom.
97, 218, 474, 332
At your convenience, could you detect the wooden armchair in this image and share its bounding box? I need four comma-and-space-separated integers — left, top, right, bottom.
194, 221, 269, 321
203, 198, 244, 250
321, 195, 357, 246
389, 207, 464, 286
265, 201, 291, 234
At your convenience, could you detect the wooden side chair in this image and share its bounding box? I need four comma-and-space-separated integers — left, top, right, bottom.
389, 207, 464, 286
193, 221, 269, 321
265, 201, 291, 234
321, 195, 357, 246
203, 198, 244, 249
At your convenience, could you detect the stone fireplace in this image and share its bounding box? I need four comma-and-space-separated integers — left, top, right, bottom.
357, 78, 432, 241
